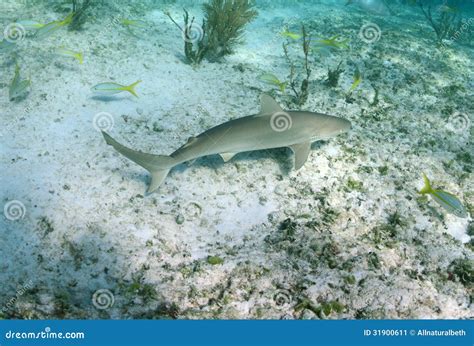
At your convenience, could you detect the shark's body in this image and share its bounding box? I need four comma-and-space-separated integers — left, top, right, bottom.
102, 95, 351, 193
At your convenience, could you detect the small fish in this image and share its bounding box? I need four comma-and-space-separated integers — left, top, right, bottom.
419, 173, 467, 218
280, 27, 302, 40
91, 80, 142, 97
57, 47, 83, 64
120, 19, 147, 28
119, 19, 147, 38
439, 5, 459, 14
16, 20, 45, 30
259, 73, 287, 93
35, 21, 62, 39
313, 36, 350, 51
349, 67, 362, 93
35, 13, 74, 39
9, 64, 31, 101
0, 39, 16, 54
58, 12, 75, 26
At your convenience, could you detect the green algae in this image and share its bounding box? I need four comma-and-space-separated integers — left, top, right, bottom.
207, 256, 224, 265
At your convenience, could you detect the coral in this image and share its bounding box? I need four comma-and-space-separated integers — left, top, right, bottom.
326, 61, 344, 88
166, 9, 208, 64
417, 1, 461, 44
69, 0, 94, 31
203, 0, 258, 61
283, 25, 312, 106
207, 256, 224, 265
166, 0, 257, 64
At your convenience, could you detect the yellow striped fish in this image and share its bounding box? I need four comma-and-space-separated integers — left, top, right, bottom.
419, 173, 467, 218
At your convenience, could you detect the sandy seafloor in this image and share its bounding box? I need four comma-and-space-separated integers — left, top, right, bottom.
0, 0, 473, 319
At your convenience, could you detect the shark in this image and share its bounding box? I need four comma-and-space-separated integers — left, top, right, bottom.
102, 94, 351, 193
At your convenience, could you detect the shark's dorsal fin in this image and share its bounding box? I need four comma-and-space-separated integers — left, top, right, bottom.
290, 142, 311, 170
220, 152, 238, 162
257, 94, 284, 117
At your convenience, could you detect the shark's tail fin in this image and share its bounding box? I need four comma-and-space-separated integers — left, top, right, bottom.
102, 132, 176, 193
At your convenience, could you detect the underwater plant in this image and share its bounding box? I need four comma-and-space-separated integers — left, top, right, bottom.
419, 173, 467, 218
203, 0, 258, 61
326, 61, 344, 88
283, 25, 312, 106
417, 0, 462, 44
69, 0, 94, 31
166, 9, 208, 64
166, 0, 257, 64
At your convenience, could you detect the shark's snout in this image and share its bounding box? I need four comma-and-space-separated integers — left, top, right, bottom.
326, 116, 352, 136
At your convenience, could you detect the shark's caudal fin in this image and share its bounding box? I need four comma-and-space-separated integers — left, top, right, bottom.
102, 132, 176, 193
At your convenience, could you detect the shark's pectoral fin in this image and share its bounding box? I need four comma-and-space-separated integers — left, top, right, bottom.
257, 94, 284, 116
148, 169, 171, 194
220, 152, 238, 162
290, 142, 311, 170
